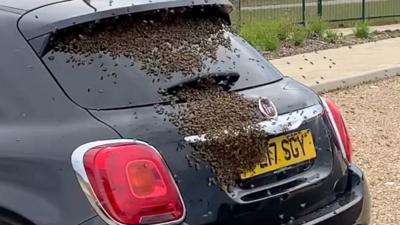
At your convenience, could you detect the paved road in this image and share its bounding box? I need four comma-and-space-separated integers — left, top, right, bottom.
242, 0, 387, 11
325, 76, 400, 225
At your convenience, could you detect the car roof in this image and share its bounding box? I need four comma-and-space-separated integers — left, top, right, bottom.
0, 0, 62, 12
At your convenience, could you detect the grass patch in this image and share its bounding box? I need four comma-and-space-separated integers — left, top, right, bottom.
307, 18, 329, 37
240, 21, 280, 51
324, 30, 340, 43
274, 17, 295, 41
353, 22, 370, 38
239, 17, 296, 50
240, 18, 310, 50
291, 26, 308, 46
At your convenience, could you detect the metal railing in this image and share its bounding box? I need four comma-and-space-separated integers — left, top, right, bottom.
231, 0, 400, 25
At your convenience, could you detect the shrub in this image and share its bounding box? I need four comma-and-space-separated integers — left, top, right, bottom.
307, 18, 329, 37
240, 22, 280, 51
274, 17, 295, 41
291, 26, 307, 46
324, 30, 339, 43
258, 32, 280, 51
353, 22, 370, 38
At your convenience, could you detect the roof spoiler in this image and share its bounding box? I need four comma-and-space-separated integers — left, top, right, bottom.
19, 0, 233, 55
19, 0, 233, 43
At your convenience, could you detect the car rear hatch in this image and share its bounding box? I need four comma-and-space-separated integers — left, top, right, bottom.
87, 80, 350, 224
21, 2, 349, 224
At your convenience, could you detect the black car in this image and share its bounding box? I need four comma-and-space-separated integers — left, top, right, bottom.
0, 0, 369, 225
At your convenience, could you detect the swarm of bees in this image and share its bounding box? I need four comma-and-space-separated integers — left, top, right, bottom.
52, 12, 231, 78
53, 10, 270, 187
168, 81, 270, 187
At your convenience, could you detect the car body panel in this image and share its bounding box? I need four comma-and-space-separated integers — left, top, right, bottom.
0, 0, 65, 11
80, 165, 370, 225
0, 5, 25, 15
0, 10, 120, 225
88, 77, 349, 224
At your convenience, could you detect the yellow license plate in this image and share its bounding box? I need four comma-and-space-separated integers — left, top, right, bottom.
241, 129, 317, 179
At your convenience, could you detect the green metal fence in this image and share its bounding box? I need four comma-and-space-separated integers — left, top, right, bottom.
231, 0, 400, 25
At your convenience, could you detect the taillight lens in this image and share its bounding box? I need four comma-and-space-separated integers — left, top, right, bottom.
322, 97, 352, 162
82, 142, 185, 225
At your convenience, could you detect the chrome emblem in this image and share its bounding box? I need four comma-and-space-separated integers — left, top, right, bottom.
258, 97, 278, 120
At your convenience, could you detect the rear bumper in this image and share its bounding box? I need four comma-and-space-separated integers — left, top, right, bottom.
79, 164, 370, 225
294, 163, 370, 225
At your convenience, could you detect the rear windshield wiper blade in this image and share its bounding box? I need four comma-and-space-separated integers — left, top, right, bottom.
165, 72, 240, 94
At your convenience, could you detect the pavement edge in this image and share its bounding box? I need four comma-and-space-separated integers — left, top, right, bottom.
309, 66, 400, 93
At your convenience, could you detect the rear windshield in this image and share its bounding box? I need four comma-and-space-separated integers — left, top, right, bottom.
43, 8, 282, 109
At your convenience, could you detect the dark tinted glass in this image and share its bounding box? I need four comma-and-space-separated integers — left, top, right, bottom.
42, 11, 282, 110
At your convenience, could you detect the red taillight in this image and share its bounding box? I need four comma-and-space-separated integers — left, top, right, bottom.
323, 97, 352, 162
126, 160, 167, 198
80, 141, 185, 225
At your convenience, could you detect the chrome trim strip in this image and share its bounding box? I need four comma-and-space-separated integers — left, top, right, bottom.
184, 104, 324, 143
71, 139, 186, 225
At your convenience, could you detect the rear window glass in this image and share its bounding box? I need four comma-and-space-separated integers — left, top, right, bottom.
43, 7, 282, 109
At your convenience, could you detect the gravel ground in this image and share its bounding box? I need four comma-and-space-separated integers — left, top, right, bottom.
325, 76, 400, 225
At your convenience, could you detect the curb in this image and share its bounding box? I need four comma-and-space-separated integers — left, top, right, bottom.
308, 66, 400, 93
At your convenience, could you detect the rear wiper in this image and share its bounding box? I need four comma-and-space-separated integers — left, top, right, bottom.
165, 72, 240, 94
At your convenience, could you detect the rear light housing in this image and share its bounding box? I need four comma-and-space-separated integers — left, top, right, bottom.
71, 140, 186, 225
321, 97, 352, 163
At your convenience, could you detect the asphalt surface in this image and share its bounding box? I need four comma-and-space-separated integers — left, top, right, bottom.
325, 76, 400, 225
